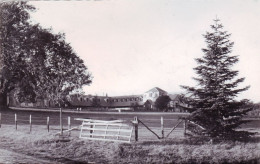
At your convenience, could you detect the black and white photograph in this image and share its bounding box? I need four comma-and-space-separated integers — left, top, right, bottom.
0, 0, 259, 163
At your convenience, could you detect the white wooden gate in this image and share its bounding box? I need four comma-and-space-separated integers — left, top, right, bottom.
75, 118, 133, 143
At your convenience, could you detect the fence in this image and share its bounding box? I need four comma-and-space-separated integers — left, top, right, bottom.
0, 112, 188, 142
132, 116, 186, 141
0, 112, 73, 133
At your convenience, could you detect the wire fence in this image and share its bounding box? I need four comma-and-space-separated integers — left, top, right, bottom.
0, 110, 188, 142
0, 109, 259, 142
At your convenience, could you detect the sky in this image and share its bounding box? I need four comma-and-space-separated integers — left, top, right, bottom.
29, 0, 260, 102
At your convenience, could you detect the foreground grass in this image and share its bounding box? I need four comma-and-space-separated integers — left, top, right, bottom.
0, 125, 259, 163
116, 139, 260, 164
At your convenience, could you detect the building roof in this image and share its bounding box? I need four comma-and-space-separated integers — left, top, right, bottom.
168, 94, 180, 100
68, 94, 144, 107
145, 87, 167, 94
111, 95, 142, 99
143, 99, 155, 107
145, 99, 153, 104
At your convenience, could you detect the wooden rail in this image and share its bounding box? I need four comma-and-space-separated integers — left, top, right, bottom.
137, 118, 161, 139
165, 119, 184, 138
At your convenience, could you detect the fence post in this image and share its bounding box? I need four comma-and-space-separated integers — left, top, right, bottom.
29, 114, 32, 133
0, 113, 1, 128
15, 113, 17, 130
161, 116, 164, 139
68, 116, 71, 130
60, 108, 63, 136
133, 116, 138, 141
184, 118, 187, 136
47, 116, 50, 132
90, 124, 93, 138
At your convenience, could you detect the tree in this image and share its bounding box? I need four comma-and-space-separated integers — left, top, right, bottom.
91, 96, 101, 108
131, 102, 140, 111
155, 95, 171, 111
181, 18, 253, 140
0, 2, 92, 108
0, 2, 35, 107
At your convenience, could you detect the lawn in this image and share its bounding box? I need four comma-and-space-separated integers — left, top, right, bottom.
0, 124, 259, 163
0, 108, 259, 163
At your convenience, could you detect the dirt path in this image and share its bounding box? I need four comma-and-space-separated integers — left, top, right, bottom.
0, 148, 52, 163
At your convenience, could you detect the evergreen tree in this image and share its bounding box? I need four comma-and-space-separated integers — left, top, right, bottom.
182, 18, 253, 140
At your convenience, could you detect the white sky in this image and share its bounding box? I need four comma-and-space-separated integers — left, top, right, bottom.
29, 0, 260, 102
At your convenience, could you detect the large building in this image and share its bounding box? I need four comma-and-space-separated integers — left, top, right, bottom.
8, 87, 188, 112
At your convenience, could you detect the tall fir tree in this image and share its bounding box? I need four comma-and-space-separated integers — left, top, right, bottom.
182, 18, 253, 140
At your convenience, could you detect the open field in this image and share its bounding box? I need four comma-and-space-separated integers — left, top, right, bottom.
1, 108, 259, 141
1, 108, 190, 128
0, 108, 259, 163
0, 125, 259, 163
2, 107, 260, 128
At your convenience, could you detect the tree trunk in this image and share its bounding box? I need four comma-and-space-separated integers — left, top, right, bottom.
0, 92, 8, 110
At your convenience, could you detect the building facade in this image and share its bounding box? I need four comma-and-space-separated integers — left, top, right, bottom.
8, 87, 187, 112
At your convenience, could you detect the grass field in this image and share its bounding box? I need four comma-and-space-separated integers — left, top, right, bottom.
0, 108, 259, 163
2, 107, 259, 127
0, 124, 259, 163
1, 108, 259, 140
1, 108, 189, 128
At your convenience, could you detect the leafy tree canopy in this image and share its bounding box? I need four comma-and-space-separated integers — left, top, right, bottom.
181, 18, 253, 140
91, 96, 101, 107
155, 95, 171, 111
0, 2, 92, 107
